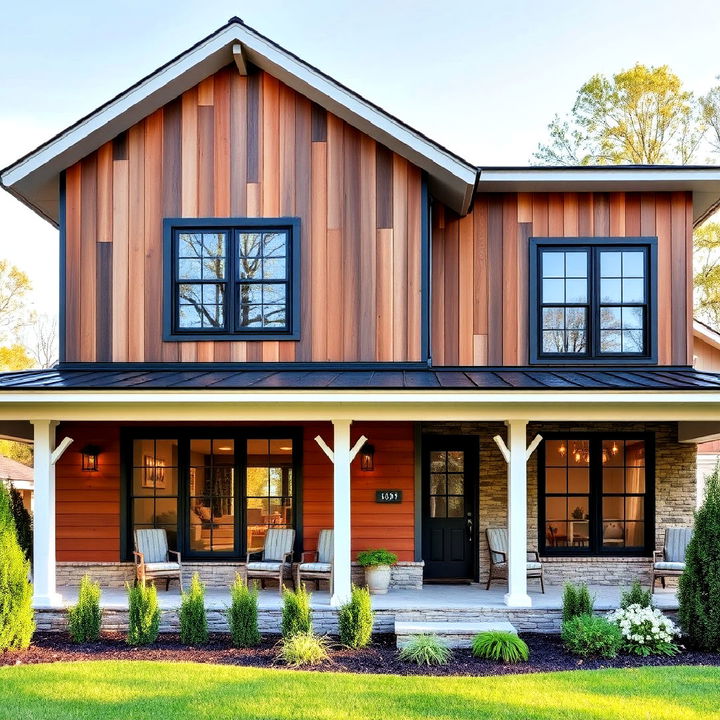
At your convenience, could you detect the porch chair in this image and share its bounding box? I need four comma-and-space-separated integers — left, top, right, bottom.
295, 529, 333, 592
485, 527, 545, 593
133, 528, 183, 591
652, 527, 693, 593
245, 528, 296, 594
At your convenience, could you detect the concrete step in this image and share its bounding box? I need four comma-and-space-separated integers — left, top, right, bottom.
395, 620, 518, 649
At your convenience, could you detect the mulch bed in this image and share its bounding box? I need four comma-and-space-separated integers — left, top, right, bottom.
2, 633, 720, 676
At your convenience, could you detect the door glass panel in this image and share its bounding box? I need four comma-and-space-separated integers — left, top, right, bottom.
428, 449, 465, 521
447, 497, 464, 518
430, 497, 447, 518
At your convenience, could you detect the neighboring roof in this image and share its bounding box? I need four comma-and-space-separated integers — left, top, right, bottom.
477, 165, 720, 227
0, 455, 33, 483
0, 366, 718, 391
0, 17, 476, 225
694, 318, 720, 351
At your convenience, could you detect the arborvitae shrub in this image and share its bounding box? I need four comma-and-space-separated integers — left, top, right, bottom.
338, 585, 373, 648
281, 584, 312, 637
679, 464, 720, 651
0, 482, 34, 650
67, 575, 102, 643
620, 580, 652, 610
228, 574, 260, 648
8, 484, 32, 562
561, 582, 594, 623
126, 582, 160, 646
179, 573, 208, 645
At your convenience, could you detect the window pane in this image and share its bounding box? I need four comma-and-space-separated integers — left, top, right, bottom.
447, 497, 464, 518
603, 520, 625, 546
447, 474, 464, 495
565, 252, 588, 278
600, 330, 621, 353
600, 278, 622, 303
238, 304, 264, 328
238, 233, 262, 259
263, 257, 286, 279
239, 284, 263, 304
546, 496, 566, 521
546, 521, 568, 547
447, 451, 464, 471
565, 307, 586, 330
546, 468, 566, 493
542, 252, 565, 278
543, 330, 565, 353
430, 451, 446, 472
623, 278, 644, 303
603, 468, 624, 493
600, 251, 622, 277
263, 232, 287, 257
545, 440, 568, 466
430, 497, 446, 518
430, 473, 446, 494
542, 278, 565, 303
568, 468, 589, 494
568, 440, 589, 466
264, 306, 287, 327
565, 329, 587, 353
625, 522, 645, 547
542, 307, 565, 330
600, 306, 622, 330
622, 306, 643, 329
178, 258, 202, 279
565, 279, 587, 303
133, 498, 154, 525
622, 330, 643, 352
603, 496, 624, 520
626, 440, 645, 466
263, 284, 286, 304
155, 499, 177, 526
622, 251, 645, 277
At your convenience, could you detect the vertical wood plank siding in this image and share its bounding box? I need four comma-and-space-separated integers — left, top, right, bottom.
55, 421, 415, 563
432, 191, 693, 366
63, 66, 422, 363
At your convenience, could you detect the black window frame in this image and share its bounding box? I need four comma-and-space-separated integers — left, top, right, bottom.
538, 431, 655, 558
120, 426, 303, 562
529, 237, 658, 365
163, 217, 301, 341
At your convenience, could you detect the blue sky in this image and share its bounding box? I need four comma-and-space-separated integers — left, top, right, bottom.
2, 0, 720, 318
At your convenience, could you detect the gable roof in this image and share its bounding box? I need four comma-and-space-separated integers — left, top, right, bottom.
0, 17, 477, 226
0, 455, 33, 483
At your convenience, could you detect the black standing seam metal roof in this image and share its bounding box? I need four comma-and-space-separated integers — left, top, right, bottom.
0, 367, 720, 392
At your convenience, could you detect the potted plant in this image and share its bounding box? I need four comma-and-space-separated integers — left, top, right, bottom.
357, 549, 397, 595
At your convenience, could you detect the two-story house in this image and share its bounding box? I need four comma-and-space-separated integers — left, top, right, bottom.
3, 18, 720, 613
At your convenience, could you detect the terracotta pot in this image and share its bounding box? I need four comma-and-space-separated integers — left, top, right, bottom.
364, 564, 392, 594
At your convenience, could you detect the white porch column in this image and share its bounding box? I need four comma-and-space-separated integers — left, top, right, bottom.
31, 420, 62, 607
505, 419, 531, 608
331, 419, 352, 607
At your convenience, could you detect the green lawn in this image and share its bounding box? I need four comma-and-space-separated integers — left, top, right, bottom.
1, 662, 719, 720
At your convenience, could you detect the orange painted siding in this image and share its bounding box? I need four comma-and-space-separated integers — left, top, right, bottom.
54, 421, 416, 563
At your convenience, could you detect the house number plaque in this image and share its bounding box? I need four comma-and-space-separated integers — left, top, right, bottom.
375, 490, 402, 503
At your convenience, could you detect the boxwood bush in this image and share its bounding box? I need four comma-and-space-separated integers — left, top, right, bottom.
561, 614, 622, 658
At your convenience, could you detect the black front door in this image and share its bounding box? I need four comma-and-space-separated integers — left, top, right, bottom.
422, 435, 478, 580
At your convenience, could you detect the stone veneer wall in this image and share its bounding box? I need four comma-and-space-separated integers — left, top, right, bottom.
421, 422, 695, 587
56, 561, 424, 590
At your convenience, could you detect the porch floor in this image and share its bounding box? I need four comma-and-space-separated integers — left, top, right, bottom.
53, 583, 679, 612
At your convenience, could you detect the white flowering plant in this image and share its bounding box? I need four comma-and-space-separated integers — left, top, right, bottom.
607, 603, 680, 657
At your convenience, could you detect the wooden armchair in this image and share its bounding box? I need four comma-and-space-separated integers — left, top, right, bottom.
245, 528, 295, 594
295, 529, 333, 592
486, 527, 544, 593
652, 527, 693, 592
133, 528, 183, 591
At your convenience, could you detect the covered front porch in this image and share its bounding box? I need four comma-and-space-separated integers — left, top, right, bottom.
0, 366, 718, 617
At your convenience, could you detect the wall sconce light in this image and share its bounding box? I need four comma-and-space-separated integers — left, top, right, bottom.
359, 443, 375, 471
81, 445, 100, 471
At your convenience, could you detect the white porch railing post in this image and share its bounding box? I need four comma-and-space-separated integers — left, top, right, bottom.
31, 419, 62, 607
505, 419, 531, 608
331, 419, 352, 607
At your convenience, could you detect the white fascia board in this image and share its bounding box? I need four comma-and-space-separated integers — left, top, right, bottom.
2, 23, 476, 218
693, 320, 720, 351
2, 390, 720, 423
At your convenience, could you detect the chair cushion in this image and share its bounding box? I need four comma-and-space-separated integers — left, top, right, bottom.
491, 561, 542, 571
665, 528, 693, 563
144, 562, 181, 573
654, 561, 686, 571
486, 528, 508, 565
246, 561, 285, 572
317, 529, 334, 564
135, 528, 169, 564
298, 562, 332, 573
262, 528, 295, 562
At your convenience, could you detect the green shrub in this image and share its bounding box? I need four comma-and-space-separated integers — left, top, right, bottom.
608, 604, 680, 656
561, 582, 594, 623
0, 482, 34, 650
126, 582, 160, 646
67, 575, 102, 643
227, 574, 260, 648
356, 549, 398, 567
338, 585, 374, 648
561, 614, 622, 658
179, 573, 208, 645
471, 631, 529, 663
281, 584, 312, 637
277, 632, 329, 667
8, 484, 32, 562
397, 634, 452, 666
620, 580, 652, 609
679, 463, 720, 651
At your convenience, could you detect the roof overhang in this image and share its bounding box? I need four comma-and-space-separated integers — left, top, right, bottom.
1, 389, 720, 424
0, 18, 476, 226
693, 319, 720, 351
477, 166, 720, 227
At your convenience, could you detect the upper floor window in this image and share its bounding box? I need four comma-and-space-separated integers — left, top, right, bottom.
529, 238, 657, 364
163, 218, 300, 341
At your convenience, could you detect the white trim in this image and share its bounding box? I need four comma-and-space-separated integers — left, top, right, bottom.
50, 436, 73, 466
330, 419, 352, 607
1, 21, 476, 220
